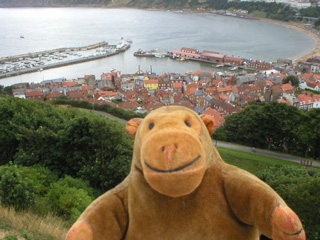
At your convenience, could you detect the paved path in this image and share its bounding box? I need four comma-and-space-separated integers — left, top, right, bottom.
91, 110, 320, 168
215, 141, 320, 168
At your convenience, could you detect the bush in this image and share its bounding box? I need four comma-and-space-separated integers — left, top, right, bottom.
0, 97, 133, 193
256, 166, 320, 239
46, 175, 94, 223
0, 165, 35, 210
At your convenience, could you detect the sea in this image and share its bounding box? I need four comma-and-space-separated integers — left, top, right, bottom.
0, 8, 317, 86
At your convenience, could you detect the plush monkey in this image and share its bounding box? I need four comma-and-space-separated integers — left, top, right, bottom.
66, 105, 305, 240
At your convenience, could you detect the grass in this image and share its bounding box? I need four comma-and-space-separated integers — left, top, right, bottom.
250, 10, 267, 18
217, 146, 300, 174
0, 205, 69, 240
0, 147, 302, 239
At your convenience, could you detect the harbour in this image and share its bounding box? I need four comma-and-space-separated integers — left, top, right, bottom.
0, 39, 130, 79
0, 8, 316, 86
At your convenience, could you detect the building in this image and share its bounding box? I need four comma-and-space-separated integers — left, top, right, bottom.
25, 90, 44, 101
144, 79, 159, 91
201, 51, 225, 63
224, 56, 245, 66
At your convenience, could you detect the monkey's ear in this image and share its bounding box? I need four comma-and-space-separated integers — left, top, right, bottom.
200, 115, 216, 135
126, 118, 143, 139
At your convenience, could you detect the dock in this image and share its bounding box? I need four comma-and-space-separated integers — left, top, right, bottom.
0, 41, 109, 64
0, 42, 130, 79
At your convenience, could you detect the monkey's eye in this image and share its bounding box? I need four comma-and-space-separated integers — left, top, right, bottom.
149, 122, 154, 130
184, 120, 191, 127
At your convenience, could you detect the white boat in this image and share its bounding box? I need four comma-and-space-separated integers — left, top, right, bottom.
127, 39, 133, 43
110, 68, 116, 72
154, 53, 165, 58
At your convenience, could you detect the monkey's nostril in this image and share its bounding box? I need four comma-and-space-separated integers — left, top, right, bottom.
162, 146, 165, 152
175, 144, 178, 149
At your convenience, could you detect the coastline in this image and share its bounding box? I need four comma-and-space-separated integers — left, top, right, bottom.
259, 18, 320, 63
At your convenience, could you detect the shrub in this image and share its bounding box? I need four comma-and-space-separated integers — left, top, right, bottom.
0, 165, 35, 211
256, 166, 320, 239
46, 176, 94, 223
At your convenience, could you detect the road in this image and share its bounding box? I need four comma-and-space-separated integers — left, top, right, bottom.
91, 110, 320, 168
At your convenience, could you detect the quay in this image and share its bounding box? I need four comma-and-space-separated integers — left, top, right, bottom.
133, 47, 274, 71
0, 41, 130, 79
0, 41, 109, 64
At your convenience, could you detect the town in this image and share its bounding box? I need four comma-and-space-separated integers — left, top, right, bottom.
8, 47, 320, 128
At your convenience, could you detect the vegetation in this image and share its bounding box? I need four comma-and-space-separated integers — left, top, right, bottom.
217, 147, 299, 174
256, 166, 320, 239
283, 75, 299, 87
52, 96, 145, 121
214, 101, 320, 160
0, 97, 319, 239
0, 97, 133, 192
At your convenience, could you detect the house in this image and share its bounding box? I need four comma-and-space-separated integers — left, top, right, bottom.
236, 75, 256, 86
297, 92, 314, 111
156, 89, 170, 100
189, 89, 206, 107
203, 95, 214, 109
246, 61, 273, 70
144, 80, 158, 91
201, 51, 225, 63
181, 48, 199, 54
13, 89, 26, 99
158, 74, 172, 90
173, 82, 182, 94
101, 71, 121, 88
119, 101, 140, 110
203, 107, 225, 127
67, 90, 87, 101
47, 92, 64, 102
211, 98, 241, 116
171, 50, 201, 59
25, 90, 44, 101
282, 83, 293, 94
224, 56, 244, 66
144, 101, 164, 111
63, 81, 76, 88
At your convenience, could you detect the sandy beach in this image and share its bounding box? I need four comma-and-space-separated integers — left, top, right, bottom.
261, 18, 320, 63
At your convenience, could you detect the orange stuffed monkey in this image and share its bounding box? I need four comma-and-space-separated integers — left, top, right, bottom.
66, 105, 305, 240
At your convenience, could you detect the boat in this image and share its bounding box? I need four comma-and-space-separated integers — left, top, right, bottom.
20, 36, 25, 38
154, 53, 165, 58
110, 68, 116, 72
214, 64, 223, 68
127, 39, 133, 43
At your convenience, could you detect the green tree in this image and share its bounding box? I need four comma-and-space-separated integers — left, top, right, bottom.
298, 108, 320, 159
283, 75, 299, 87
256, 166, 320, 239
219, 101, 303, 153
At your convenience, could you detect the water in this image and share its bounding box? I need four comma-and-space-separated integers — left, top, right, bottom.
0, 8, 317, 86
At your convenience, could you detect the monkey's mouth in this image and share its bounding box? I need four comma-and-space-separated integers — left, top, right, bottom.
144, 155, 201, 173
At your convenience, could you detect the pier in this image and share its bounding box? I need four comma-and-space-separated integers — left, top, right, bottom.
0, 42, 130, 79
0, 41, 109, 64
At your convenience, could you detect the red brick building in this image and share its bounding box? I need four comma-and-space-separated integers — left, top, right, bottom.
26, 91, 44, 101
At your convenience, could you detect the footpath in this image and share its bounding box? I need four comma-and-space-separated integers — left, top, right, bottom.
91, 110, 320, 168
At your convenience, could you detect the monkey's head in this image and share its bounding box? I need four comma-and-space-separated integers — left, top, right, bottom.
126, 106, 216, 197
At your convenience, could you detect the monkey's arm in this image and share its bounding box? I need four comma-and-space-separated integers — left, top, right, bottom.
223, 167, 305, 240
66, 185, 128, 240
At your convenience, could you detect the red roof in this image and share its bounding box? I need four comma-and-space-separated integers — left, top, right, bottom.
145, 80, 158, 84
282, 83, 293, 91
224, 56, 243, 62
173, 82, 182, 88
26, 90, 44, 97
81, 85, 93, 91
63, 81, 76, 87
171, 50, 201, 58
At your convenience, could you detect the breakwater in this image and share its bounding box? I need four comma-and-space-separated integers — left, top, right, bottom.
0, 41, 109, 64
0, 42, 130, 79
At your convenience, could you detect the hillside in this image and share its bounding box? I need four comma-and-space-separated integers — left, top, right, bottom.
0, 0, 224, 9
